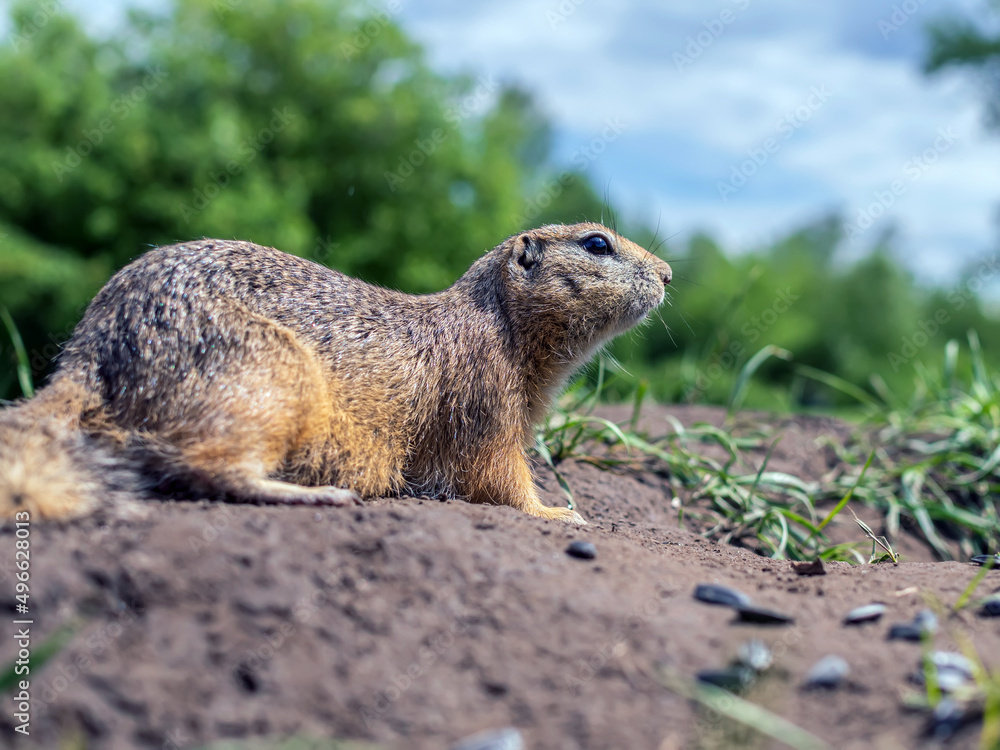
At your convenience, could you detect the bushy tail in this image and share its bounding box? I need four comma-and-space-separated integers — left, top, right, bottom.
0, 378, 139, 521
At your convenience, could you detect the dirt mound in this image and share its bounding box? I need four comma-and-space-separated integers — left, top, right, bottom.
1, 406, 997, 749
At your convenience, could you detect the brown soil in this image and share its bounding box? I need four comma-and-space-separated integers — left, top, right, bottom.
1, 405, 997, 750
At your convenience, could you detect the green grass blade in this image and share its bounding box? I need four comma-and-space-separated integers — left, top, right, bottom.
968, 329, 992, 397
534, 435, 575, 509
0, 622, 78, 693
942, 338, 959, 393
630, 380, 648, 434
796, 364, 881, 410
799, 450, 875, 557
0, 306, 33, 398
816, 451, 875, 534
655, 667, 832, 750
952, 555, 994, 611
727, 345, 792, 414
745, 437, 780, 509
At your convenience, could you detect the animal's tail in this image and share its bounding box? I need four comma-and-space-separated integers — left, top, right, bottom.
0, 377, 138, 521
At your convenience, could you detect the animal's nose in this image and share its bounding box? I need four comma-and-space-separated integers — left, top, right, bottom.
658, 260, 672, 285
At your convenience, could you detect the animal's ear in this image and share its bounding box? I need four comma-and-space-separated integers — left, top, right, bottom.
511, 234, 542, 273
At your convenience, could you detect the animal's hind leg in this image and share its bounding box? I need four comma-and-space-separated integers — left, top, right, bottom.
187, 470, 361, 508
248, 478, 360, 507
126, 308, 359, 507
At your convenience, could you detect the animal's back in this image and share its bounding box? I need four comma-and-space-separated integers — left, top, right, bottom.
62, 240, 407, 381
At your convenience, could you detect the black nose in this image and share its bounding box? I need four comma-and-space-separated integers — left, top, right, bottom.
660, 263, 672, 285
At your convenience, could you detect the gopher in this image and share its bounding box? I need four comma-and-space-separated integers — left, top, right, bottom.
0, 223, 671, 524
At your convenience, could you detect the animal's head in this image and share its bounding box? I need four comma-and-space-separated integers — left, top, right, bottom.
498, 222, 671, 359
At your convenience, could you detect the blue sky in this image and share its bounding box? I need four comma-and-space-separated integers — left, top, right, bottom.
395, 0, 1000, 282
44, 0, 1000, 282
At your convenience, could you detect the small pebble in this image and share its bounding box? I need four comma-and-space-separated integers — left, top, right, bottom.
803, 655, 849, 689
911, 652, 976, 693
913, 609, 939, 633
843, 603, 886, 625
971, 553, 1000, 567
888, 623, 924, 642
980, 596, 1000, 617
887, 609, 938, 641
451, 727, 524, 750
929, 652, 976, 679
693, 583, 752, 608
929, 698, 968, 741
936, 670, 971, 693
565, 540, 597, 560
737, 640, 773, 673
696, 666, 756, 692
736, 605, 795, 625
791, 559, 826, 576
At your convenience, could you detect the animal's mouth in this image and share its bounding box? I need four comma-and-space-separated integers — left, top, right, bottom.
611, 290, 662, 334
634, 285, 665, 317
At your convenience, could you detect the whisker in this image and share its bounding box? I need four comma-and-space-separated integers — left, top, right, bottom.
602, 179, 619, 235
643, 213, 664, 262
670, 274, 704, 288
654, 308, 678, 347
675, 307, 697, 336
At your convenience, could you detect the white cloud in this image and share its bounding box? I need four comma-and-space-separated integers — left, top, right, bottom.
8, 0, 996, 280
400, 0, 1000, 280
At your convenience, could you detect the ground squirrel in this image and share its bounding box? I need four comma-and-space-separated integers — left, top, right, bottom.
0, 222, 670, 524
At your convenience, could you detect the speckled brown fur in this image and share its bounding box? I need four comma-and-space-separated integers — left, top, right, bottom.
0, 223, 670, 523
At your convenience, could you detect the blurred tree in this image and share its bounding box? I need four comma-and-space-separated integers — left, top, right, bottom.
925, 1, 1000, 126
604, 213, 1000, 410
0, 0, 596, 394
2, 0, 999, 408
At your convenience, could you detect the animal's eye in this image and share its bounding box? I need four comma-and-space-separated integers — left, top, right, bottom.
581, 235, 613, 256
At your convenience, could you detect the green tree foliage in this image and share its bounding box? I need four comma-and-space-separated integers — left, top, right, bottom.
0, 0, 998, 409
0, 0, 604, 393
925, 0, 1000, 125
610, 217, 1000, 409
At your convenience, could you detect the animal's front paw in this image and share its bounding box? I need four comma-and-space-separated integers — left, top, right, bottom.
537, 505, 588, 525
311, 487, 363, 507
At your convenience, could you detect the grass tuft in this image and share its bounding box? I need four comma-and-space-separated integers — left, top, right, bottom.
541, 335, 1000, 561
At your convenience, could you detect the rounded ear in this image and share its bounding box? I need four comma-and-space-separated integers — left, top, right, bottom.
511, 234, 542, 273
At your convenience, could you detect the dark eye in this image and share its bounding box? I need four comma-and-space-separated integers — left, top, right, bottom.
581, 235, 613, 256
